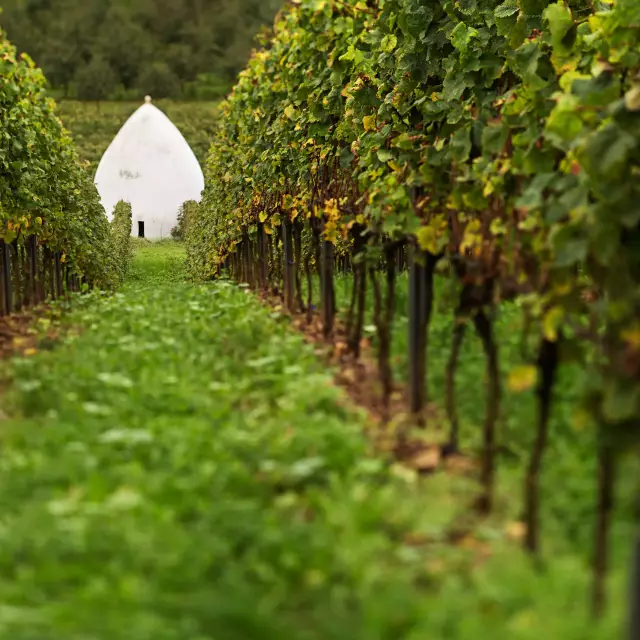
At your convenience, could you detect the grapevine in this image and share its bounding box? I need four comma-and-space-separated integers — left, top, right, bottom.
0, 27, 118, 311
186, 0, 640, 614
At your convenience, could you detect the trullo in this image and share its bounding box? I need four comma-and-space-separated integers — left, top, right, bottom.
95, 96, 205, 239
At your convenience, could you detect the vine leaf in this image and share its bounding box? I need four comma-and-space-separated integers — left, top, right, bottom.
624, 85, 640, 112
507, 366, 538, 393
380, 34, 397, 53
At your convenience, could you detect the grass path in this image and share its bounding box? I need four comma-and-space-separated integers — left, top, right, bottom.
0, 243, 625, 639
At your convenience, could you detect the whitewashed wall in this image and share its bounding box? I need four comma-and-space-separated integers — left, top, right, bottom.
95, 98, 205, 239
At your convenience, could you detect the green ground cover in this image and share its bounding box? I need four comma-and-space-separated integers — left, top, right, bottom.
0, 243, 630, 639
56, 101, 219, 173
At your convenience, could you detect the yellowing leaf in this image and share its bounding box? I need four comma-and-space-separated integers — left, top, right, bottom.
571, 407, 591, 431
505, 521, 527, 541
362, 115, 376, 132
282, 194, 294, 210
460, 219, 481, 253
624, 85, 640, 112
483, 179, 496, 198
416, 226, 438, 254
542, 306, 564, 342
621, 323, 640, 349
552, 280, 572, 296
407, 446, 441, 472
490, 218, 507, 236
507, 365, 538, 393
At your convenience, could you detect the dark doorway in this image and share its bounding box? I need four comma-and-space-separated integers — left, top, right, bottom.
138, 221, 145, 238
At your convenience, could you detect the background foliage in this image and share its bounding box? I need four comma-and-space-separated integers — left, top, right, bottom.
0, 0, 283, 100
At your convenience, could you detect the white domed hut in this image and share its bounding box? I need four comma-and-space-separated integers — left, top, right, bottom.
95, 97, 205, 239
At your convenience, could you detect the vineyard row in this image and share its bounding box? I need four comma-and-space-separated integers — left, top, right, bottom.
0, 29, 134, 317
184, 0, 640, 618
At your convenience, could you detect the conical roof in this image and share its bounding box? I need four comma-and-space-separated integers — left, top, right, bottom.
95, 97, 205, 239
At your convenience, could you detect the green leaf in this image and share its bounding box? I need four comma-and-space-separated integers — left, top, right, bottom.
450, 22, 479, 54
585, 123, 637, 177
380, 34, 398, 53
391, 132, 415, 150
544, 2, 575, 50
494, 0, 519, 19
571, 74, 619, 108
377, 149, 394, 163
602, 382, 640, 423
545, 108, 583, 144
511, 41, 547, 90
481, 122, 509, 154
339, 147, 354, 169
450, 127, 471, 162
443, 72, 468, 101
553, 237, 588, 268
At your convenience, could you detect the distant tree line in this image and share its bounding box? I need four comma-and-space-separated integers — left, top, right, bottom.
0, 0, 282, 101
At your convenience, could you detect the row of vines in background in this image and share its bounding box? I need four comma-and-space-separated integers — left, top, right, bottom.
0, 238, 82, 316
185, 0, 640, 622
0, 27, 121, 318
0, 201, 132, 316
